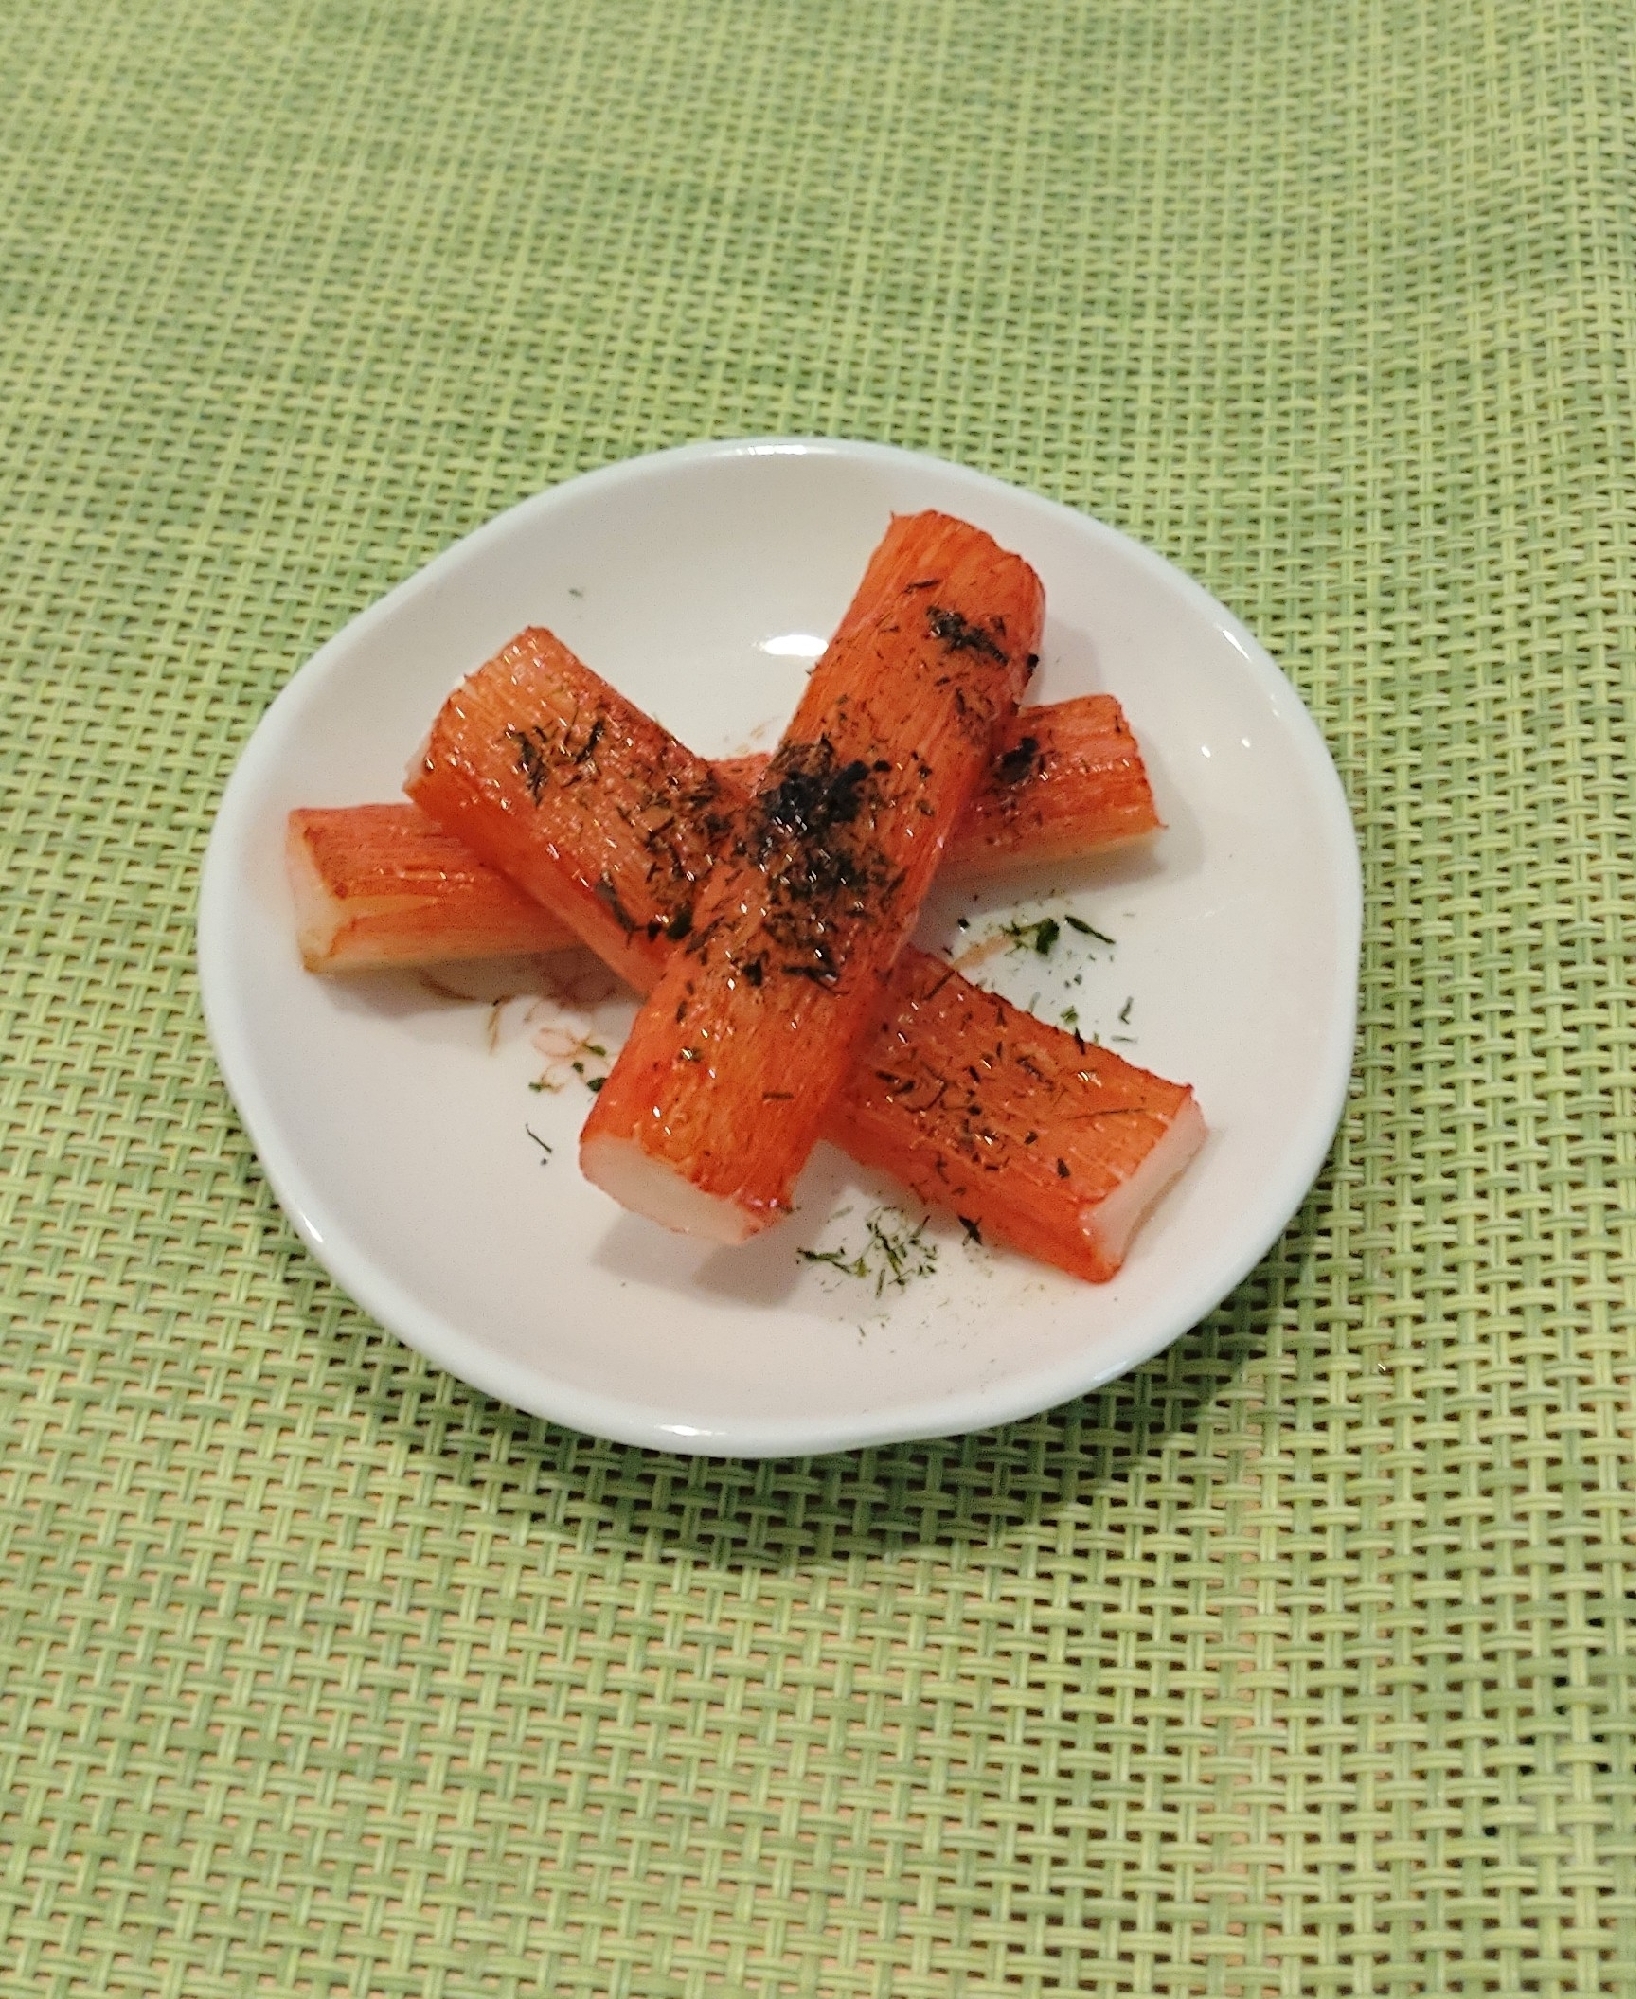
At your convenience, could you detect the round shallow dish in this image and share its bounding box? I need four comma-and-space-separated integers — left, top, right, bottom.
199, 437, 1361, 1456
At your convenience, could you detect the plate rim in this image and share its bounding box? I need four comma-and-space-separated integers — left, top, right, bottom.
198, 435, 1363, 1456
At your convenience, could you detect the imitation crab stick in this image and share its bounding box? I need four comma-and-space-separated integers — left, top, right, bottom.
576, 512, 1045, 1242
291, 695, 1159, 972
936, 692, 1160, 878
833, 954, 1203, 1283
409, 628, 741, 995
288, 804, 574, 971
407, 626, 1202, 1281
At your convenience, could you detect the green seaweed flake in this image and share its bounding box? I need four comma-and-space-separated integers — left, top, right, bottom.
1003, 916, 1062, 957
799, 1207, 939, 1296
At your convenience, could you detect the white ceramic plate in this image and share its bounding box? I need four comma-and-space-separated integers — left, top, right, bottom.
199, 438, 1360, 1455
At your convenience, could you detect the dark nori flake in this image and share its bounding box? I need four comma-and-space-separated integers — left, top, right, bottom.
761, 742, 871, 843
731, 735, 903, 984
995, 735, 1041, 784
506, 705, 613, 803
595, 875, 636, 933
1004, 916, 1061, 957
926, 604, 1009, 662
506, 725, 551, 803
782, 959, 838, 987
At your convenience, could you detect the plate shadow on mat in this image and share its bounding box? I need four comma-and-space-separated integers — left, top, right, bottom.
319, 1184, 1336, 1574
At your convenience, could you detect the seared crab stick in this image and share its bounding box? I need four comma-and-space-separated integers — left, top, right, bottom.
834, 954, 1204, 1283
936, 692, 1160, 878
291, 694, 1159, 972
408, 628, 1202, 1281
410, 628, 742, 995
288, 803, 573, 971
576, 512, 1046, 1242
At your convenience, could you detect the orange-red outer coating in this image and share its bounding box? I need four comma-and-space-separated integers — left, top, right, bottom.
943, 692, 1159, 877
579, 511, 1045, 1234
832, 953, 1195, 1282
409, 629, 739, 994
288, 805, 577, 969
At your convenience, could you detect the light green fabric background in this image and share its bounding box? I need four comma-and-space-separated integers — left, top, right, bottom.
3, 0, 1633, 1992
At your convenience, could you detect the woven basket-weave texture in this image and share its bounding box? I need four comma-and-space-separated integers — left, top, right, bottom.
3, 0, 1634, 1992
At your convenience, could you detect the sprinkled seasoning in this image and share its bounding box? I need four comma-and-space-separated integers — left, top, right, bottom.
926, 604, 1009, 662
1004, 916, 1062, 956
799, 1208, 939, 1295
498, 704, 738, 952
994, 734, 1042, 784
685, 733, 905, 990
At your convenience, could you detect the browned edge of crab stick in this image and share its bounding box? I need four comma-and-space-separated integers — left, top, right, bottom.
579, 510, 1045, 1243
287, 805, 578, 970
407, 630, 1203, 1280
829, 952, 1204, 1283
294, 695, 1159, 972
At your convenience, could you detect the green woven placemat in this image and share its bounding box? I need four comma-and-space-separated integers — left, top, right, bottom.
3, 0, 1634, 1992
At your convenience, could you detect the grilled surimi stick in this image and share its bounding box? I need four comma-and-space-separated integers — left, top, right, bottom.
408, 629, 1203, 1278
410, 629, 741, 996
290, 695, 1160, 972
576, 512, 1046, 1242
288, 804, 573, 970
834, 953, 1203, 1283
